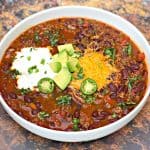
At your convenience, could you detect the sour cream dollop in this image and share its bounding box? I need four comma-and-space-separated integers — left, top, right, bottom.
11, 47, 55, 90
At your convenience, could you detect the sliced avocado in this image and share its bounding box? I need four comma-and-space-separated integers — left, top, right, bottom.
54, 67, 71, 90
67, 57, 79, 72
52, 50, 68, 67
58, 44, 74, 56
50, 62, 62, 73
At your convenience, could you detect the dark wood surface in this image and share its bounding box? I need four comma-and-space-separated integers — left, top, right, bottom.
0, 0, 150, 149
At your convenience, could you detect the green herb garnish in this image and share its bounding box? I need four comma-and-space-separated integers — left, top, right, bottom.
27, 56, 31, 61
20, 56, 24, 58
118, 102, 126, 109
38, 111, 50, 120
28, 65, 39, 74
45, 30, 59, 46
30, 48, 33, 52
127, 75, 141, 90
72, 51, 82, 58
112, 112, 117, 118
9, 69, 21, 78
56, 95, 72, 105
72, 118, 80, 131
77, 67, 84, 79
20, 88, 31, 95
82, 94, 95, 103
118, 100, 136, 109
101, 88, 109, 96
78, 18, 84, 25
125, 100, 136, 105
34, 32, 40, 43
123, 43, 132, 56
40, 58, 45, 65
104, 48, 116, 60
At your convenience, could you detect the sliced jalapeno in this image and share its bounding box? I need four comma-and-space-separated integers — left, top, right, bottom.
80, 78, 97, 95
38, 77, 54, 94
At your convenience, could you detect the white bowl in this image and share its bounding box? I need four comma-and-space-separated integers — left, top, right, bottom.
0, 6, 150, 142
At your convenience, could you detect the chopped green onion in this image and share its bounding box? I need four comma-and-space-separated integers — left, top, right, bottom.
104, 48, 116, 60
72, 118, 80, 131
30, 48, 33, 52
56, 95, 71, 105
82, 94, 95, 104
118, 100, 136, 109
78, 18, 84, 25
40, 58, 45, 65
101, 88, 109, 96
125, 100, 136, 105
9, 69, 21, 78
118, 102, 126, 109
34, 32, 40, 43
46, 30, 59, 46
28, 65, 39, 74
27, 56, 31, 61
127, 75, 141, 90
72, 51, 82, 58
123, 44, 132, 56
112, 112, 117, 118
77, 67, 84, 79
20, 88, 31, 95
38, 111, 50, 120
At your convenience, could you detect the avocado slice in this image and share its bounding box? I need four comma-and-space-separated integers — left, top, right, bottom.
67, 57, 79, 72
54, 67, 71, 90
50, 62, 62, 73
52, 50, 68, 67
57, 44, 74, 56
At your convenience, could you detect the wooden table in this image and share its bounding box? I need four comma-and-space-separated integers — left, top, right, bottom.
0, 0, 150, 149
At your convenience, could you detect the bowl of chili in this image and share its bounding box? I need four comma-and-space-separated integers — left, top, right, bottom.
0, 6, 150, 142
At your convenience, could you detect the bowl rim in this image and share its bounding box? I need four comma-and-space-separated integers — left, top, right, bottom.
0, 5, 150, 140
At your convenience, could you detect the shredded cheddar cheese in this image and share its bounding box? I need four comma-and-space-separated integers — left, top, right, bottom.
71, 52, 117, 90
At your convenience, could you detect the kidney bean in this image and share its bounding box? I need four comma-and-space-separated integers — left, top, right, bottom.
117, 85, 125, 93
100, 111, 109, 116
31, 109, 39, 115
76, 43, 85, 51
9, 92, 17, 99
130, 64, 139, 70
73, 110, 80, 118
108, 83, 117, 92
110, 92, 117, 99
49, 121, 55, 127
24, 95, 33, 103
93, 111, 108, 120
92, 111, 99, 117
121, 69, 128, 80
35, 101, 41, 108
96, 114, 106, 120
133, 81, 145, 93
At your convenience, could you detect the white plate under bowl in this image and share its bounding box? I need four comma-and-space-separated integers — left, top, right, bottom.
0, 6, 150, 142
